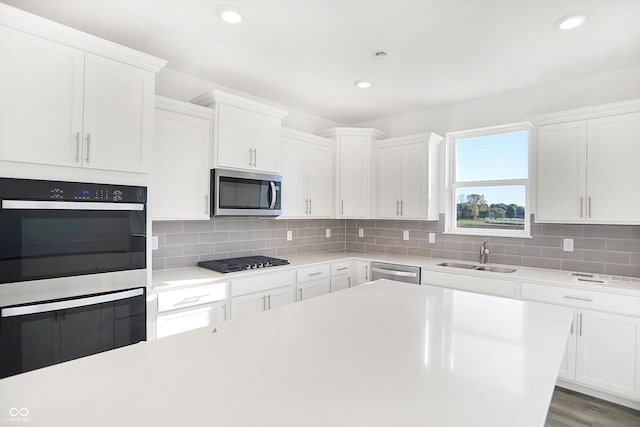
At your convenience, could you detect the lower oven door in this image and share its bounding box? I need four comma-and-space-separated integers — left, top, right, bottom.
0, 200, 146, 284
0, 287, 146, 379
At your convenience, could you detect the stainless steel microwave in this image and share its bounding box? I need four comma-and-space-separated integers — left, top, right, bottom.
211, 169, 282, 216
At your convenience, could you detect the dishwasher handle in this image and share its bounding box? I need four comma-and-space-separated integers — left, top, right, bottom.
371, 267, 418, 278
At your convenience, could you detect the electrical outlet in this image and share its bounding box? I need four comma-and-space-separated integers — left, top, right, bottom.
326, 228, 331, 238
151, 236, 159, 250
403, 230, 409, 241
563, 238, 574, 252
287, 230, 293, 241
428, 233, 436, 244
358, 228, 364, 238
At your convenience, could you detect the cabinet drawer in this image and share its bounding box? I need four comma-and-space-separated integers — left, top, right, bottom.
156, 306, 212, 338
521, 283, 640, 317
297, 264, 331, 283
422, 271, 516, 298
157, 282, 227, 313
231, 270, 296, 297
331, 261, 352, 276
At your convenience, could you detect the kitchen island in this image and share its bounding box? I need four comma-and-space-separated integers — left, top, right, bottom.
0, 280, 572, 426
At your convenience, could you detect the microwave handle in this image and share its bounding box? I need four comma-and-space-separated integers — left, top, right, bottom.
269, 182, 277, 210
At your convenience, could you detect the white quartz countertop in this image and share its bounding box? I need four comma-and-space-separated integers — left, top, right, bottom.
0, 280, 572, 427
153, 250, 640, 297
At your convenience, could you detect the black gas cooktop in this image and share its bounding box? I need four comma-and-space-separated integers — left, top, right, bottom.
198, 256, 290, 273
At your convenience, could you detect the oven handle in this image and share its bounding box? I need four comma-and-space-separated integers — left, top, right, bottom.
371, 267, 418, 278
269, 182, 277, 210
1, 200, 144, 211
1, 288, 144, 317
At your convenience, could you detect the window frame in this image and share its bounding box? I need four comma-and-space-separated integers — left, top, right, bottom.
445, 122, 533, 238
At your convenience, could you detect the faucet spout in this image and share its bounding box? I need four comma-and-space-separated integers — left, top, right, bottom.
480, 241, 490, 264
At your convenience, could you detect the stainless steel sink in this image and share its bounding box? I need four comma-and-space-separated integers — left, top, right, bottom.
437, 262, 516, 273
437, 262, 478, 269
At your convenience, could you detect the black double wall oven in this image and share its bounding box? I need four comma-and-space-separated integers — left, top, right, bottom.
0, 178, 148, 379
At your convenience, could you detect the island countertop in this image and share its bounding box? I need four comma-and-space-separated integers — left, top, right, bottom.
0, 280, 572, 427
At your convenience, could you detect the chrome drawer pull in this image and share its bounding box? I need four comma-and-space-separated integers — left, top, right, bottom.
563, 295, 593, 302
336, 267, 349, 271
309, 272, 323, 276
174, 294, 208, 307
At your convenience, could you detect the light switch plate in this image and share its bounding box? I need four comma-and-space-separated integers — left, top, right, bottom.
326, 228, 331, 238
358, 228, 364, 238
563, 238, 574, 252
152, 235, 159, 250
287, 230, 293, 241
428, 233, 436, 244
403, 230, 409, 241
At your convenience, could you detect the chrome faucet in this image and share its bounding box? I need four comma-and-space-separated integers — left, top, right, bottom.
480, 241, 490, 264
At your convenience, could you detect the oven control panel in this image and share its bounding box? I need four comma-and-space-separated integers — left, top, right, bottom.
0, 178, 147, 203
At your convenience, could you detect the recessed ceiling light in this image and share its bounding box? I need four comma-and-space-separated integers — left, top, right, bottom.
354, 80, 371, 89
555, 13, 586, 30
217, 5, 242, 24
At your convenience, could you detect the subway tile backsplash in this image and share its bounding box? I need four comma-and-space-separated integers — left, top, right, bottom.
345, 215, 640, 278
152, 218, 346, 271
152, 216, 640, 278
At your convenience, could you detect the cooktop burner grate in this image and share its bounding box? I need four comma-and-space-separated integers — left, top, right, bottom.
198, 255, 290, 273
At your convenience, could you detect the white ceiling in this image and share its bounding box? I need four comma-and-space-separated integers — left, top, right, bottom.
5, 0, 640, 124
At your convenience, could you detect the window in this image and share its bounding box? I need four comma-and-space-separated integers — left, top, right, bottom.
446, 123, 531, 238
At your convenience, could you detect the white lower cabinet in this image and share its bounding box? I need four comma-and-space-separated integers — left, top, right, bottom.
230, 285, 294, 320
297, 278, 331, 301
521, 282, 640, 401
155, 281, 229, 339
422, 270, 516, 298
355, 261, 371, 285
330, 261, 353, 292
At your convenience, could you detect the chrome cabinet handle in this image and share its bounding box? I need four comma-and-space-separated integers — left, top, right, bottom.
401, 200, 404, 216
579, 197, 584, 218
396, 201, 400, 215
309, 272, 322, 276
75, 132, 80, 162
248, 148, 253, 166
309, 199, 312, 215
253, 148, 257, 167
588, 196, 592, 218
563, 295, 593, 302
305, 199, 309, 214
579, 313, 583, 336
341, 200, 344, 215
267, 294, 271, 310
347, 277, 352, 288
570, 318, 574, 335
298, 288, 303, 300
85, 133, 91, 163
365, 265, 369, 281
262, 295, 266, 310
336, 267, 349, 271
174, 294, 208, 307
204, 195, 209, 215
222, 304, 227, 321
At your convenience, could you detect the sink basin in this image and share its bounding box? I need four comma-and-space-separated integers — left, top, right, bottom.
437, 262, 517, 273
437, 262, 478, 269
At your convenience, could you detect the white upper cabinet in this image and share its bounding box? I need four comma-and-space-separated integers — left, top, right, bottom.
280, 128, 334, 218
534, 101, 640, 224
151, 96, 213, 220
321, 128, 387, 218
192, 89, 289, 173
0, 5, 166, 174
373, 133, 442, 220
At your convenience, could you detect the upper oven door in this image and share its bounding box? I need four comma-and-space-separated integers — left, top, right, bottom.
0, 200, 146, 284
213, 169, 282, 216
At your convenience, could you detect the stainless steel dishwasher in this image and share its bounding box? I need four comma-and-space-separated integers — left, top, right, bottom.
370, 261, 421, 284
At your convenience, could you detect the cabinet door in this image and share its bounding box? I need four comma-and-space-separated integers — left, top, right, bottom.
587, 112, 640, 223
536, 121, 587, 222
576, 309, 640, 399
330, 275, 351, 292
355, 261, 370, 286
151, 109, 211, 220
306, 143, 334, 217
156, 306, 213, 339
401, 143, 428, 219
266, 286, 295, 310
210, 300, 229, 328
216, 104, 251, 169
0, 26, 84, 167
339, 136, 370, 217
377, 147, 402, 218
279, 138, 308, 216
298, 278, 331, 301
249, 113, 280, 172
83, 53, 154, 173
230, 292, 266, 320
558, 309, 578, 381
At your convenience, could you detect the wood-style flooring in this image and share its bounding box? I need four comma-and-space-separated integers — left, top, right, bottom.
545, 387, 640, 427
